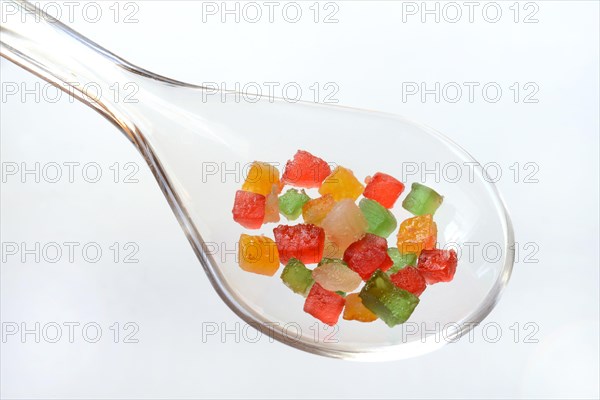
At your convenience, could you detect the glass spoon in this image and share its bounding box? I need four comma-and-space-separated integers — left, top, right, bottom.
1, 0, 514, 360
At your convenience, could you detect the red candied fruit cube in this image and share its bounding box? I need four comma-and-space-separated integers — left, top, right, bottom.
273, 224, 325, 264
390, 267, 427, 297
363, 172, 405, 209
343, 233, 393, 280
232, 190, 265, 229
304, 283, 345, 326
281, 150, 331, 188
417, 249, 458, 284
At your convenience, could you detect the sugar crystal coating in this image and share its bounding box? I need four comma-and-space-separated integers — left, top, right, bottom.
417, 249, 458, 284
242, 161, 280, 196
359, 270, 420, 327
319, 166, 364, 201
273, 224, 325, 264
312, 258, 362, 292
282, 150, 331, 188
238, 234, 280, 276
343, 233, 393, 280
321, 199, 368, 255
232, 190, 266, 229
304, 283, 345, 326
396, 214, 437, 256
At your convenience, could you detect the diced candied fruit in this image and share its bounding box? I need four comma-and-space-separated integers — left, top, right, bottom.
273, 224, 325, 264
264, 184, 280, 224
363, 172, 405, 208
323, 237, 344, 259
321, 199, 368, 254
386, 247, 417, 275
417, 249, 458, 284
390, 266, 427, 297
302, 194, 336, 226
242, 161, 280, 196
359, 270, 420, 327
318, 166, 364, 201
343, 233, 393, 280
281, 150, 331, 188
343, 293, 378, 322
280, 258, 314, 296
396, 214, 437, 256
303, 283, 345, 326
359, 198, 397, 238
238, 234, 280, 276
402, 183, 443, 216
312, 258, 362, 292
279, 188, 310, 220
232, 190, 265, 229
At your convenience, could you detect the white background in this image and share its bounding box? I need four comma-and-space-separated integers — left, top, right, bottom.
1, 1, 599, 398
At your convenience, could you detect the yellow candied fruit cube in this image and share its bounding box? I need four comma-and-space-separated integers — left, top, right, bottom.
302, 194, 336, 226
343, 293, 378, 322
242, 161, 281, 196
396, 214, 437, 256
238, 234, 280, 276
318, 166, 364, 201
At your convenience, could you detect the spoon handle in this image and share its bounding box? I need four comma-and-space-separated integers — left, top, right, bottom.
1, 1, 134, 128
0, 0, 191, 137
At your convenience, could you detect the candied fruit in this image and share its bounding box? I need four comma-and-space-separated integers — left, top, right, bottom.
387, 247, 417, 275
396, 214, 437, 256
279, 188, 310, 220
417, 249, 458, 284
238, 234, 280, 276
280, 258, 314, 296
273, 224, 325, 264
319, 166, 364, 201
281, 150, 331, 188
232, 190, 265, 229
359, 198, 397, 238
343, 233, 393, 280
302, 194, 336, 226
363, 172, 405, 208
312, 258, 362, 292
264, 184, 280, 224
321, 199, 368, 254
402, 183, 443, 216
242, 161, 280, 196
359, 270, 420, 327
390, 266, 427, 297
304, 283, 345, 326
323, 237, 344, 259
343, 293, 378, 322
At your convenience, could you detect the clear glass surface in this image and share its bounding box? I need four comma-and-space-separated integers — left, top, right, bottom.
1, 0, 514, 360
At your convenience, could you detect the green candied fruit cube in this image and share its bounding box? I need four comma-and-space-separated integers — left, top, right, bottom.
402, 183, 443, 216
279, 189, 310, 220
335, 291, 347, 297
386, 247, 417, 275
359, 270, 419, 327
280, 258, 314, 296
359, 198, 398, 238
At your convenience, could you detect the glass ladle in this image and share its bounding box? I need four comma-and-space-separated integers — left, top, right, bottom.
0, 0, 514, 360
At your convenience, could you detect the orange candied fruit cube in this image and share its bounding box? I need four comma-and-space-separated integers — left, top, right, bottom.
302, 194, 336, 226
343, 293, 377, 322
318, 166, 364, 201
396, 214, 437, 256
238, 234, 280, 276
242, 161, 281, 196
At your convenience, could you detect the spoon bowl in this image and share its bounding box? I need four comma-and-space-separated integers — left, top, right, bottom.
1, 0, 514, 360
